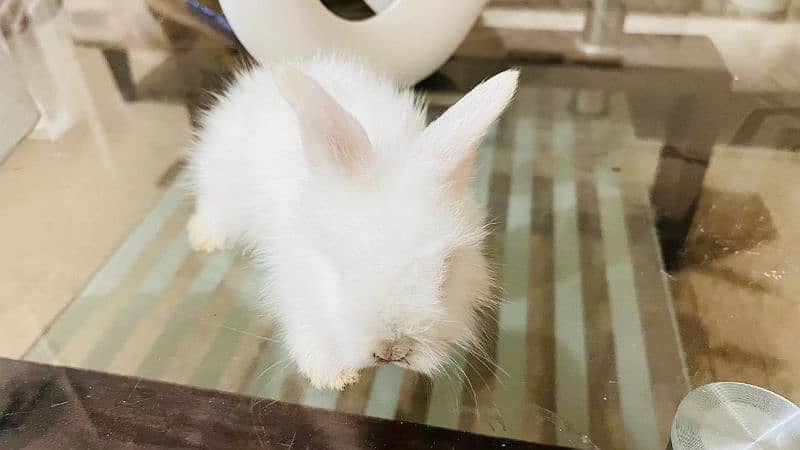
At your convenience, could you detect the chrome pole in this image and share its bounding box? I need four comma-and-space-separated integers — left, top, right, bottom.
580, 0, 627, 53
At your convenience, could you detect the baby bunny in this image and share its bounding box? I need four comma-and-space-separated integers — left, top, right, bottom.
185, 55, 518, 390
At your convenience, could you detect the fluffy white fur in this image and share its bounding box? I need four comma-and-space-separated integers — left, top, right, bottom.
185, 55, 518, 390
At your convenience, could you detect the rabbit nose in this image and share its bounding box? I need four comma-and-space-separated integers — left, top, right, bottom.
373, 342, 410, 363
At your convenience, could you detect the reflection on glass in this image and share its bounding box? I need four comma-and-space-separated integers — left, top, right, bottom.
0, 1, 799, 449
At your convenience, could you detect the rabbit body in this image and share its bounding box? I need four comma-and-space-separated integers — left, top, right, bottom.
186, 56, 518, 390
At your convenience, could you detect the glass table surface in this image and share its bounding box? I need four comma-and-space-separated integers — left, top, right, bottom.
2, 3, 799, 449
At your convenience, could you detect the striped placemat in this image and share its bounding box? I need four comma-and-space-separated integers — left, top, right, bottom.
25, 87, 687, 449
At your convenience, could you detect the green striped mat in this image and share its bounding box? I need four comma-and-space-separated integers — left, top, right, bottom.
25, 87, 687, 450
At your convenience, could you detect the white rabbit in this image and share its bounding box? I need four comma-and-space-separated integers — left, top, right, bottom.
185, 55, 518, 390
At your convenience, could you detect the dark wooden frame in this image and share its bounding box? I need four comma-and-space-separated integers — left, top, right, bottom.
0, 358, 570, 449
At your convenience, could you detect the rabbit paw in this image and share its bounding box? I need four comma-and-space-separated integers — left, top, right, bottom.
187, 214, 226, 253
309, 368, 360, 391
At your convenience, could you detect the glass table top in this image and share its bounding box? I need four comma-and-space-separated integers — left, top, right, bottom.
2, 2, 799, 449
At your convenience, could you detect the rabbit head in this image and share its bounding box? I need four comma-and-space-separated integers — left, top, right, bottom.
265, 64, 518, 390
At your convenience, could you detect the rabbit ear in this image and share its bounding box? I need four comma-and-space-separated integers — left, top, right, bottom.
419, 70, 519, 192
272, 64, 372, 174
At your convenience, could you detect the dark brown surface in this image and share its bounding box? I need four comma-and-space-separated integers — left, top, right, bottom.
574, 117, 623, 449
525, 89, 557, 443
0, 358, 570, 449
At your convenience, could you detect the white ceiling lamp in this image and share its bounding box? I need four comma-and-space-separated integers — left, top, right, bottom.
218, 0, 488, 84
